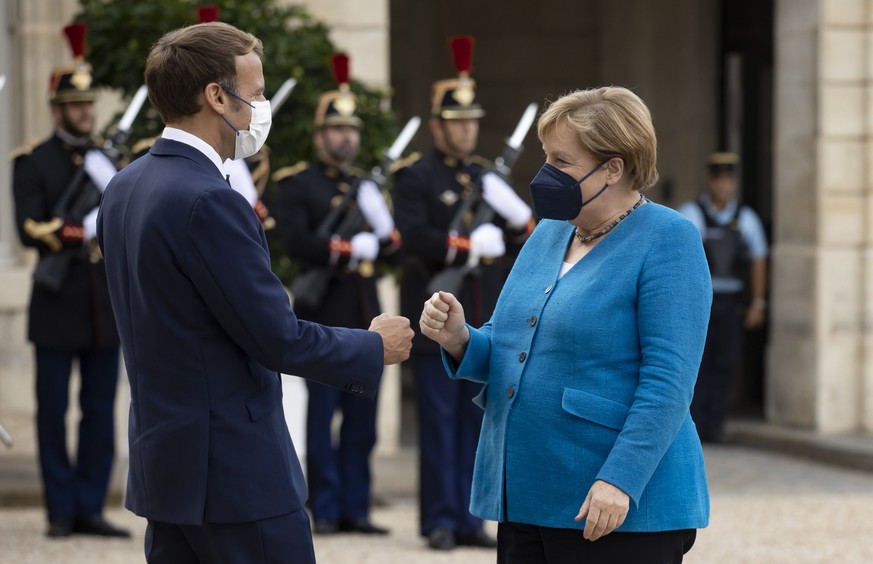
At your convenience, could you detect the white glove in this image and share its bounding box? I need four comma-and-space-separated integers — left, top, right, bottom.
82, 207, 99, 241
481, 172, 532, 229
224, 158, 258, 207
350, 231, 380, 262
83, 150, 118, 193
356, 179, 394, 240
470, 223, 506, 259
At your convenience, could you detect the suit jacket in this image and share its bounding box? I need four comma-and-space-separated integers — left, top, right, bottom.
12, 134, 118, 349
392, 149, 527, 353
444, 202, 712, 532
97, 138, 383, 525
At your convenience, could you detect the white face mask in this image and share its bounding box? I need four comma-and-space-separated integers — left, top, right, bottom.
222, 88, 272, 160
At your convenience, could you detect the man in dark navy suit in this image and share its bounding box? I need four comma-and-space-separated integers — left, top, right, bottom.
96, 22, 413, 564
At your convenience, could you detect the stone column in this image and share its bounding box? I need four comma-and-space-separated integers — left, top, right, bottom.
0, 0, 20, 270
295, 0, 390, 87
0, 0, 39, 447
769, 0, 871, 433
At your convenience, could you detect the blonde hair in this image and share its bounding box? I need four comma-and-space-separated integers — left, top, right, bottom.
537, 87, 659, 190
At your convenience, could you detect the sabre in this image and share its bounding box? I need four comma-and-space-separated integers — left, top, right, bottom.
117, 84, 148, 134
385, 116, 421, 162
270, 78, 297, 116
0, 424, 12, 449
369, 116, 421, 186
494, 102, 538, 177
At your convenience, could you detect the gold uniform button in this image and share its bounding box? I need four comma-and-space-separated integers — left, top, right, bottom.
507, 386, 515, 398
529, 315, 537, 326
518, 352, 526, 362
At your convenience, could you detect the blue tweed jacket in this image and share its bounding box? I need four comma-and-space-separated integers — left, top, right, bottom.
443, 201, 712, 532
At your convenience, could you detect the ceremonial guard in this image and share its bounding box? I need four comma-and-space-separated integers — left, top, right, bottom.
273, 54, 400, 536
392, 36, 533, 551
11, 24, 128, 538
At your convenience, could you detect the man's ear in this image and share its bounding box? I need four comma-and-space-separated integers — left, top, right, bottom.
203, 83, 226, 115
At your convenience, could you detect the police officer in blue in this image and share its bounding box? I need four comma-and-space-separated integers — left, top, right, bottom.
11, 23, 129, 539
678, 152, 769, 442
392, 36, 532, 551
273, 54, 400, 536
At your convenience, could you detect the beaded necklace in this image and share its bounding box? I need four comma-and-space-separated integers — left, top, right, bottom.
574, 194, 646, 244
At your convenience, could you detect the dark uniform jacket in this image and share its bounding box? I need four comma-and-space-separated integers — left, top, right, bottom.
12, 134, 118, 350
392, 149, 528, 353
274, 161, 400, 329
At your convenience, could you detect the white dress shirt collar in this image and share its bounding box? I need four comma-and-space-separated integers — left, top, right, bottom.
160, 127, 226, 178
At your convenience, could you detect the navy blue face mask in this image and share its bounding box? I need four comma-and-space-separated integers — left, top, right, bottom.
529, 162, 608, 220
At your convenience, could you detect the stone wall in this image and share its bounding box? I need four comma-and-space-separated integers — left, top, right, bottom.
769, 0, 872, 433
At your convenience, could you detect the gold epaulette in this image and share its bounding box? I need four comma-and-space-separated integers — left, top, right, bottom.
131, 137, 157, 157
247, 146, 271, 194
272, 161, 309, 183
348, 165, 366, 178
388, 152, 421, 174
468, 154, 495, 168
8, 141, 36, 161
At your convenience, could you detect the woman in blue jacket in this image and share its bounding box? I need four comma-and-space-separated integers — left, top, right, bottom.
421, 86, 712, 563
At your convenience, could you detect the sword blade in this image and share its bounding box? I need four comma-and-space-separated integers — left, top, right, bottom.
385, 116, 421, 162
117, 84, 149, 134
0, 424, 13, 448
507, 103, 538, 150
270, 78, 297, 116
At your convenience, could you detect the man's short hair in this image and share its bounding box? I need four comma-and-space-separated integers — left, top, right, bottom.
145, 22, 263, 124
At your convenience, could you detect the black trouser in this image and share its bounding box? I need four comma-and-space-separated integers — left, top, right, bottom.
691, 292, 744, 440
35, 346, 120, 521
497, 521, 696, 564
145, 507, 315, 564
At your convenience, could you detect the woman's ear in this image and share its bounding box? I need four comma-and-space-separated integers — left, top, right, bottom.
605, 157, 625, 184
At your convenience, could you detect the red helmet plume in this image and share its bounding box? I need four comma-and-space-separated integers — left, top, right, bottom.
331, 53, 350, 87
63, 23, 87, 61
197, 5, 220, 23
450, 35, 474, 75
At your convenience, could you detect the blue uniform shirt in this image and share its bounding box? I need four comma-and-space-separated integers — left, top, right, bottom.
678, 195, 768, 294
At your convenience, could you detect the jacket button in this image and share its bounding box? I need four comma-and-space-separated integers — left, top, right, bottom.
529, 315, 537, 326
518, 352, 526, 362
507, 386, 515, 398
544, 285, 552, 294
